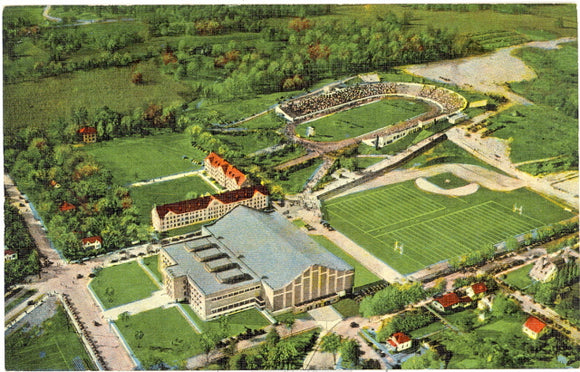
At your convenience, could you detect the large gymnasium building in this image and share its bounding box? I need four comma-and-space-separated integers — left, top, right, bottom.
159, 206, 354, 320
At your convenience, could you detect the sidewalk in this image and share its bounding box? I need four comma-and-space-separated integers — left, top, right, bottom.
103, 290, 173, 320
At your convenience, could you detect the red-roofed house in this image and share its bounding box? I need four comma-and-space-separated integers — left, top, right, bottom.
152, 186, 269, 232
386, 332, 412, 352
432, 292, 460, 312
522, 316, 547, 340
466, 282, 488, 299
59, 201, 76, 212
204, 152, 251, 190
82, 236, 103, 250
4, 250, 18, 262
78, 127, 97, 143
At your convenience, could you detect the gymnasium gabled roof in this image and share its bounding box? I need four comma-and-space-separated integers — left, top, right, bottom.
204, 206, 353, 290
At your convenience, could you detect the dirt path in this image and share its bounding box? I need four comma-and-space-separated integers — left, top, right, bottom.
404, 37, 576, 104
332, 163, 525, 199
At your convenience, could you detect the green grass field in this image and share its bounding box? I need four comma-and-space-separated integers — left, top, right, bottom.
130, 175, 217, 225
115, 306, 202, 368
142, 255, 162, 282
309, 235, 380, 289
90, 261, 159, 309
503, 264, 534, 290
276, 159, 324, 194
181, 306, 271, 336
426, 173, 471, 189
215, 132, 281, 154
83, 132, 207, 185
296, 98, 429, 142
4, 59, 190, 133
324, 180, 574, 275
5, 304, 96, 371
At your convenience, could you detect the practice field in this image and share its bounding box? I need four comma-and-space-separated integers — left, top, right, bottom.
323, 180, 575, 275
89, 261, 159, 309
130, 175, 217, 225
83, 133, 207, 186
5, 305, 96, 371
296, 98, 430, 141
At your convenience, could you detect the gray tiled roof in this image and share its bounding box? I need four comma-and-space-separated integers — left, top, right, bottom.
162, 206, 353, 296
163, 237, 260, 296
205, 206, 352, 289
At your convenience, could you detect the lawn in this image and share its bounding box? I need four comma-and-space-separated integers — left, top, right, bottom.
142, 255, 162, 283
276, 159, 324, 194
89, 261, 159, 309
130, 175, 217, 225
503, 264, 534, 290
323, 180, 574, 275
355, 157, 386, 169
4, 59, 191, 134
215, 132, 282, 154
181, 306, 271, 336
237, 112, 286, 130
408, 319, 445, 339
332, 298, 360, 318
309, 235, 380, 289
402, 140, 500, 171
295, 98, 430, 142
5, 304, 97, 371
115, 306, 202, 369
83, 132, 207, 185
488, 43, 578, 172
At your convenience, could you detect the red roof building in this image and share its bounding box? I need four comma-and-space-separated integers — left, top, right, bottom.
59, 201, 76, 212
152, 186, 269, 232
78, 127, 97, 143
204, 152, 250, 190
471, 282, 488, 295
387, 332, 412, 352
433, 292, 460, 312
4, 250, 18, 261
82, 236, 103, 250
522, 316, 547, 339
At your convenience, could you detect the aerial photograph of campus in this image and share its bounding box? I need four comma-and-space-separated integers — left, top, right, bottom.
2, 3, 579, 370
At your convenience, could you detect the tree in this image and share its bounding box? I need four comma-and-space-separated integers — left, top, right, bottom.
105, 286, 115, 304
200, 332, 217, 364
266, 327, 281, 346
135, 330, 144, 348
280, 315, 296, 336
320, 332, 342, 365
402, 349, 442, 369
131, 71, 143, 84
340, 339, 361, 369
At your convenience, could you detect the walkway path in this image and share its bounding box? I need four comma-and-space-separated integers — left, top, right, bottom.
103, 290, 173, 321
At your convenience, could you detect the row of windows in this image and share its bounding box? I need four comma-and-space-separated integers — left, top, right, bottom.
210, 297, 258, 314
209, 284, 261, 302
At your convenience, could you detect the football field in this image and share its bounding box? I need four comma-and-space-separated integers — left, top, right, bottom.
324, 181, 574, 275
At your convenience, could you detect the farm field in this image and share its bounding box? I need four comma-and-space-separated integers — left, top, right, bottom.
89, 261, 159, 309
83, 133, 207, 186
130, 175, 217, 225
4, 59, 190, 134
5, 304, 97, 371
309, 235, 380, 289
323, 180, 575, 275
115, 306, 202, 369
295, 98, 430, 141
